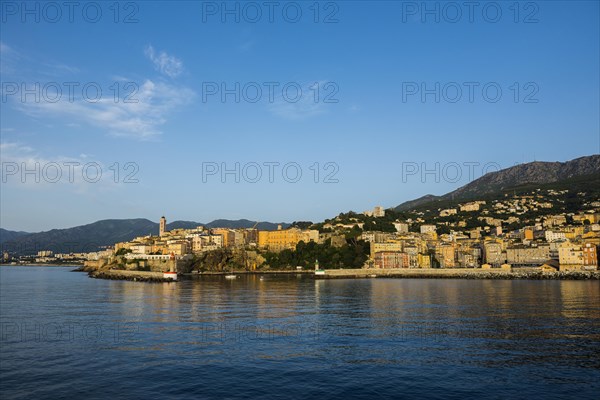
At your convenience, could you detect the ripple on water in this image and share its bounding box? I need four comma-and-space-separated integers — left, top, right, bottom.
1, 268, 599, 399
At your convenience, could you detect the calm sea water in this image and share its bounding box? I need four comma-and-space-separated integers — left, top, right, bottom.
1, 266, 599, 399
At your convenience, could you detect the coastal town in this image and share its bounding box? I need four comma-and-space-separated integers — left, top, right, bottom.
5, 188, 599, 279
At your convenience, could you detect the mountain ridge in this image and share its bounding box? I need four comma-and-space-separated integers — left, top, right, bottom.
0, 219, 290, 255
3, 155, 598, 255
394, 154, 600, 211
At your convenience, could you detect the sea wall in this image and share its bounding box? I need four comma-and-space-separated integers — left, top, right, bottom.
88, 269, 175, 282
316, 268, 600, 280
83, 257, 191, 273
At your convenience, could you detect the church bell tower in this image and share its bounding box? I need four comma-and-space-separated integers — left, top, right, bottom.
160, 216, 167, 237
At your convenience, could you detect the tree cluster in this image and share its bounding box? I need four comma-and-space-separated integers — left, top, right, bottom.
262, 239, 369, 270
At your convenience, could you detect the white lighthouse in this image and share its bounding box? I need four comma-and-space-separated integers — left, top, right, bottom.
314, 259, 325, 275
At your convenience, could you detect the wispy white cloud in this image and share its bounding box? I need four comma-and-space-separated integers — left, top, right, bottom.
144, 45, 183, 78
0, 42, 12, 54
268, 81, 337, 120
0, 142, 123, 193
4, 44, 194, 140
1, 142, 34, 155
16, 80, 194, 140
1, 42, 74, 78
40, 62, 81, 77
0, 42, 21, 75
111, 75, 133, 82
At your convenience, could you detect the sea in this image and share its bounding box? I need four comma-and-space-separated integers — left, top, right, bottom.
1, 266, 599, 399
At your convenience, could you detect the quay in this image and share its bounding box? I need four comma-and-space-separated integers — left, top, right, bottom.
312, 268, 600, 280
88, 269, 177, 282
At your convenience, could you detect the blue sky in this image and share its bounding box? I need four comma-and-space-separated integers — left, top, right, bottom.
1, 0, 599, 232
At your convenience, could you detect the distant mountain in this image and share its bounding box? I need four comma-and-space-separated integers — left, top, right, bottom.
395, 155, 600, 211
205, 219, 289, 231
1, 219, 157, 255
167, 219, 289, 231
1, 218, 290, 255
0, 228, 30, 244
5, 155, 596, 255
393, 195, 440, 212
168, 220, 203, 230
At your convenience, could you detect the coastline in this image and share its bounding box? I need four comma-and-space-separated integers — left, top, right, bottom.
313, 268, 600, 280
189, 270, 313, 275
88, 269, 176, 283
7, 264, 596, 281
0, 263, 83, 267
190, 267, 600, 280
83, 267, 600, 282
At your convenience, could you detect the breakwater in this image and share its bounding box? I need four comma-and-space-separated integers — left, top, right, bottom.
82, 266, 600, 282
315, 268, 600, 280
88, 269, 176, 282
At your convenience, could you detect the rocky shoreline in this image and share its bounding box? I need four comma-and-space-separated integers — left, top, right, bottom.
316, 271, 600, 280
87, 269, 176, 283
190, 270, 313, 275
74, 265, 600, 282
315, 268, 600, 280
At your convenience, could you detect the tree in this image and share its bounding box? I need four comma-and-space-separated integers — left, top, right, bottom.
115, 248, 132, 256
291, 221, 314, 229
345, 225, 363, 240
260, 238, 369, 270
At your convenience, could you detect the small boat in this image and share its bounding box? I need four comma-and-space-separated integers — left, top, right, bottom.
369, 274, 377, 278
225, 274, 237, 279
163, 271, 178, 281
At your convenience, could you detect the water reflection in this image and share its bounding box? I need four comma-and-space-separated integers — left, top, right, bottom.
1, 268, 599, 399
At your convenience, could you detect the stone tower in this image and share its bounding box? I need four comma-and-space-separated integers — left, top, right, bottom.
160, 216, 167, 237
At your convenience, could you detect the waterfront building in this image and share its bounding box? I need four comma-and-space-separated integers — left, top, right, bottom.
436, 243, 456, 268
258, 228, 319, 252
418, 253, 431, 268
558, 242, 583, 266
374, 251, 409, 269
506, 244, 551, 266
582, 243, 598, 268
370, 241, 402, 258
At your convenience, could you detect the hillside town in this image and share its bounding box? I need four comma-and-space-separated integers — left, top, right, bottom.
6, 188, 599, 275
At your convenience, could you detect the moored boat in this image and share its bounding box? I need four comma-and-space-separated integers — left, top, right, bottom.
163, 271, 178, 281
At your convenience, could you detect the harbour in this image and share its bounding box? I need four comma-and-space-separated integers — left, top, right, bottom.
1, 266, 599, 399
